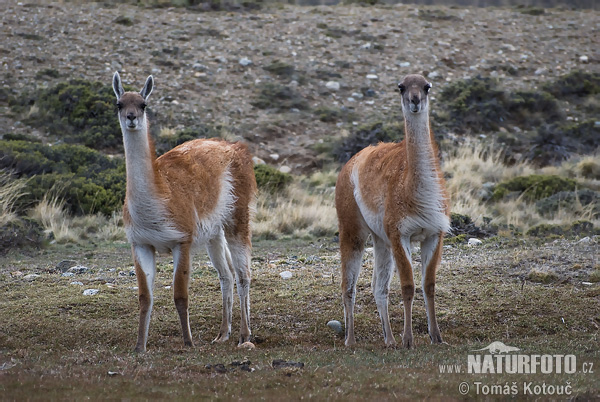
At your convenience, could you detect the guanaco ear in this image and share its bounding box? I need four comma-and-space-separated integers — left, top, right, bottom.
112, 72, 124, 99
140, 75, 154, 101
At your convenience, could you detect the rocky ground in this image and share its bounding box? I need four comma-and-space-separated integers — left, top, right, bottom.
1, 1, 598, 172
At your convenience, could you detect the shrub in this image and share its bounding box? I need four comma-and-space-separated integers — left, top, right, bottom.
155, 126, 221, 155
333, 121, 403, 163
544, 70, 600, 98
254, 164, 292, 194
0, 140, 125, 215
11, 79, 125, 151
491, 174, 577, 202
251, 82, 309, 111
535, 189, 599, 218
0, 218, 45, 254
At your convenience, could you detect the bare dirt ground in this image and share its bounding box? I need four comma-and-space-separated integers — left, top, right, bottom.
1, 0, 598, 171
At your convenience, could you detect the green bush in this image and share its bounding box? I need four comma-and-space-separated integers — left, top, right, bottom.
491, 174, 577, 203
254, 164, 292, 194
155, 126, 221, 155
0, 218, 45, 254
251, 82, 309, 111
333, 121, 403, 163
11, 79, 126, 151
0, 140, 125, 215
544, 71, 600, 98
536, 189, 599, 218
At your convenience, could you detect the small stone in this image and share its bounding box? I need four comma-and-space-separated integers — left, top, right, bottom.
579, 55, 589, 63
24, 274, 40, 281
279, 166, 291, 174
11, 271, 23, 277
534, 67, 548, 75
501, 43, 517, 52
107, 371, 120, 376
366, 74, 378, 80
269, 153, 280, 161
62, 272, 75, 277
581, 282, 593, 286
325, 81, 340, 91
56, 260, 77, 272
70, 281, 84, 286
398, 61, 411, 68
468, 238, 483, 246
326, 320, 343, 335
68, 265, 89, 275
252, 156, 265, 165
239, 57, 252, 67
577, 236, 591, 244
428, 71, 441, 79
83, 289, 100, 296
238, 341, 256, 350
279, 270, 293, 280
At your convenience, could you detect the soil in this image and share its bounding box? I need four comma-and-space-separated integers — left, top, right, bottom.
1, 1, 598, 172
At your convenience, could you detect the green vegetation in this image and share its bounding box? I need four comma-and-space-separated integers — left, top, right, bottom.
253, 163, 292, 194
333, 121, 403, 163
544, 70, 600, 98
491, 174, 577, 202
251, 82, 309, 111
10, 79, 126, 151
0, 140, 125, 215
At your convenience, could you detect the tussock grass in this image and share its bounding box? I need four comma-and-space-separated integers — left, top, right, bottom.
0, 172, 27, 226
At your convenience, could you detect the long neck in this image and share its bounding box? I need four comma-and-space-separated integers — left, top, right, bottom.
122, 119, 159, 199
404, 112, 438, 176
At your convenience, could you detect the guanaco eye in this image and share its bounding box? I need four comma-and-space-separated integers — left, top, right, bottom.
398, 83, 406, 93
141, 102, 147, 110
116, 102, 123, 110
424, 83, 432, 93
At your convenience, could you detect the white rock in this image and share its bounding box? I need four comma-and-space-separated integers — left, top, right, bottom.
279, 166, 292, 174
579, 55, 589, 63
269, 153, 280, 161
279, 270, 293, 280
468, 238, 483, 246
366, 74, 378, 80
23, 274, 40, 281
252, 156, 265, 165
398, 61, 411, 68
534, 67, 548, 75
83, 289, 100, 296
577, 236, 591, 244
325, 81, 340, 91
62, 272, 75, 277
239, 57, 252, 66
581, 282, 593, 286
326, 320, 343, 335
70, 281, 84, 286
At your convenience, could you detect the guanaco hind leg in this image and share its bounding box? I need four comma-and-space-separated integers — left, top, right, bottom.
390, 234, 415, 349
206, 231, 234, 343
225, 236, 252, 344
420, 234, 444, 344
371, 234, 396, 347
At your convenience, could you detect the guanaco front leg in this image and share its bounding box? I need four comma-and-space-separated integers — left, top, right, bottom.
372, 235, 396, 347
420, 234, 444, 344
226, 237, 252, 344
172, 243, 194, 347
391, 235, 415, 349
133, 244, 156, 353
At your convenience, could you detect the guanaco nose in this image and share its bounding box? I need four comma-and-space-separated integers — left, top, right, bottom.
126, 112, 136, 122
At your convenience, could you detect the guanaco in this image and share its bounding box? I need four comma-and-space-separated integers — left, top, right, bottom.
335, 74, 450, 348
113, 72, 256, 352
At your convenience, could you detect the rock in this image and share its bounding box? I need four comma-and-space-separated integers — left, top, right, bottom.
366, 74, 378, 80
238, 341, 256, 350
56, 260, 77, 272
83, 289, 100, 296
272, 359, 304, 369
501, 43, 517, 51
252, 156, 265, 165
279, 270, 293, 280
428, 71, 441, 79
269, 153, 280, 161
534, 67, 548, 75
579, 55, 589, 63
68, 265, 89, 275
577, 236, 591, 244
326, 320, 343, 335
62, 272, 75, 277
23, 274, 40, 281
397, 61, 411, 68
325, 81, 340, 91
239, 57, 252, 66
70, 281, 84, 285
468, 238, 483, 246
279, 166, 291, 174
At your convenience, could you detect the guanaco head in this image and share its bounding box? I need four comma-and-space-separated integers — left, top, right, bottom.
112, 72, 153, 132
398, 74, 432, 115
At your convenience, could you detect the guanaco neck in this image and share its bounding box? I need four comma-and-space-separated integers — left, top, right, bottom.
122, 118, 161, 201
403, 111, 438, 177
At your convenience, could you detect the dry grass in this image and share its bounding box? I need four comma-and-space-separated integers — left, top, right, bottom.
444, 141, 600, 231
0, 172, 27, 226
